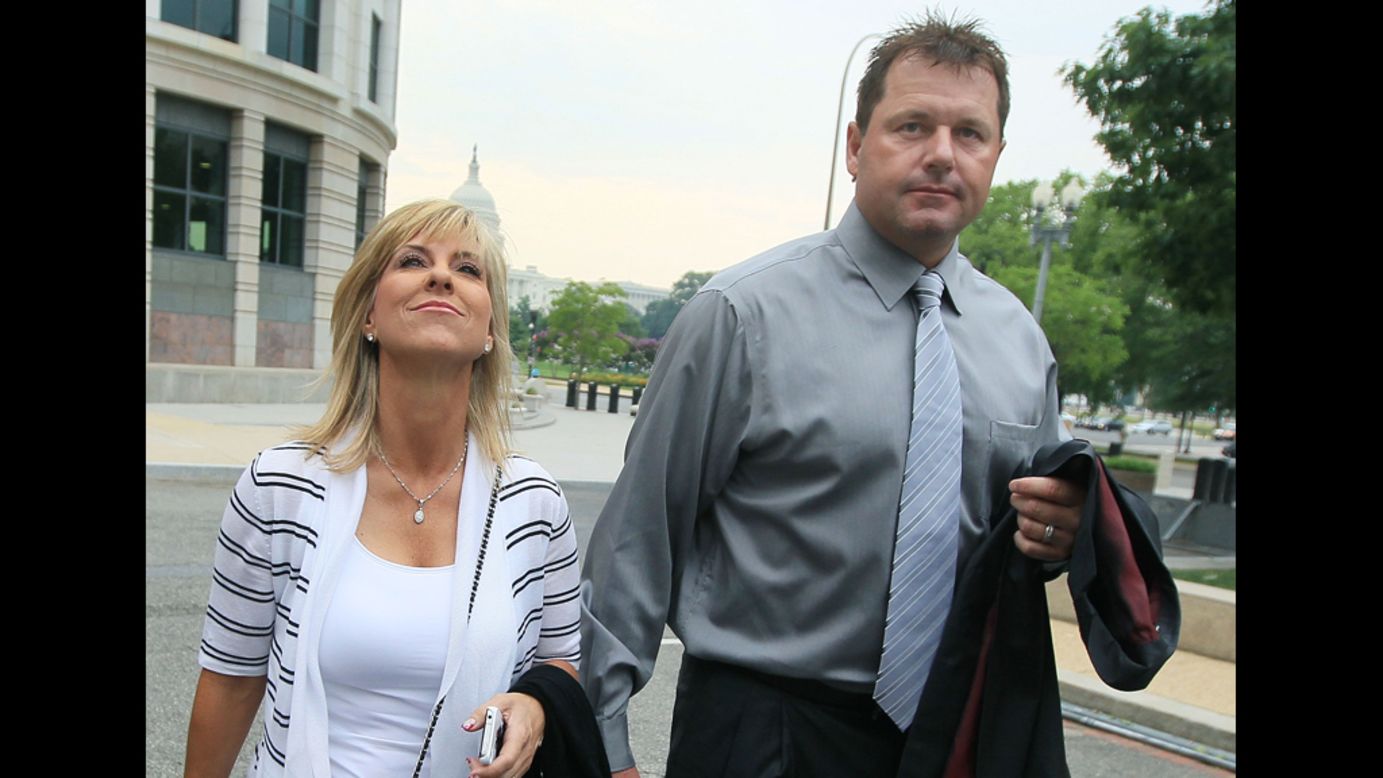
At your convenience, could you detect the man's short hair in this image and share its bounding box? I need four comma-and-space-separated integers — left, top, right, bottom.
855, 11, 1010, 137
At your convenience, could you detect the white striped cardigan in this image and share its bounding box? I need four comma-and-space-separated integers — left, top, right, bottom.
197, 436, 581, 777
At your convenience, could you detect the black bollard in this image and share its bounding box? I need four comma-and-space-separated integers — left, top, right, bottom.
586, 381, 598, 411
565, 379, 578, 408
608, 384, 620, 413
632, 385, 643, 406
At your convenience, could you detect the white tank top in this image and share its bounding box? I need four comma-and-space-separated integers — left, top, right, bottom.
319, 537, 457, 778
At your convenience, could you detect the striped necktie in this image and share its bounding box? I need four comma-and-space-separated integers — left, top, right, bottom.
874, 270, 963, 731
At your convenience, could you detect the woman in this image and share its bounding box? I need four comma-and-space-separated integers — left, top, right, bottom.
184, 199, 582, 777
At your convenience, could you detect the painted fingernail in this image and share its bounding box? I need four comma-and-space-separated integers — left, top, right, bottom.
463, 717, 476, 730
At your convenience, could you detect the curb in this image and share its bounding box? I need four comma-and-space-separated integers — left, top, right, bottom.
1058, 670, 1236, 754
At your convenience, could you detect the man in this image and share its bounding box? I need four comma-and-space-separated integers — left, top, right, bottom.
581, 14, 1088, 777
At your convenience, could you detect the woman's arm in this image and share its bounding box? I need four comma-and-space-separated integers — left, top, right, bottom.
184, 668, 266, 778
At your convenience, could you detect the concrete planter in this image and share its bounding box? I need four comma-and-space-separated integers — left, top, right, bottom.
1108, 468, 1156, 495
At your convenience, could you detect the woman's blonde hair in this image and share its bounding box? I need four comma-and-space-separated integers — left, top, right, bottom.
296, 198, 514, 471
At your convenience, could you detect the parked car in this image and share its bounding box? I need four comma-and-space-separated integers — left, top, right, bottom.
1213, 422, 1236, 440
1089, 417, 1126, 432
1129, 420, 1173, 435
1221, 441, 1236, 458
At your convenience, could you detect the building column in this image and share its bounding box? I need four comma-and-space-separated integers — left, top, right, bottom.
145, 85, 157, 364
240, 0, 268, 56
305, 135, 359, 370
228, 110, 266, 367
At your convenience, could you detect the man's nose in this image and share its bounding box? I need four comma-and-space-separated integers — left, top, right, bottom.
922, 128, 955, 172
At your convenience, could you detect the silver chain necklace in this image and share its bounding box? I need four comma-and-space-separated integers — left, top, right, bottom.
377, 436, 469, 524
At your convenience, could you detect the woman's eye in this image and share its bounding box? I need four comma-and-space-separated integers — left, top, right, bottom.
400, 253, 426, 268
458, 263, 482, 277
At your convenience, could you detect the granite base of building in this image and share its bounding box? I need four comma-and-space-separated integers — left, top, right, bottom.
147, 363, 332, 403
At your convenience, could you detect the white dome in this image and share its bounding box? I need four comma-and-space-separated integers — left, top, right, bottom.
449, 145, 501, 233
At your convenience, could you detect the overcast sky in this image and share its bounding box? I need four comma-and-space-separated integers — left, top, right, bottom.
383, 0, 1210, 290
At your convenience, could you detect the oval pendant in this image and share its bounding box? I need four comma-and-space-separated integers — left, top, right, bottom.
414, 509, 425, 524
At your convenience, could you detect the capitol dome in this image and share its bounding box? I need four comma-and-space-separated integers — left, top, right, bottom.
449, 145, 501, 234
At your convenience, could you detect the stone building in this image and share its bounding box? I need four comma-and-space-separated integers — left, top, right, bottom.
145, 0, 400, 380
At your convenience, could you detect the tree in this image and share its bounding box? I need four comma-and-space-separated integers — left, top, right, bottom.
545, 281, 630, 380
1063, 0, 1236, 316
507, 295, 546, 361
987, 263, 1129, 409
641, 270, 714, 338
618, 303, 647, 339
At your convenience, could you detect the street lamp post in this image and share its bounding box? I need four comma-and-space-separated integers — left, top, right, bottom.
824, 34, 882, 231
1028, 179, 1085, 324
526, 317, 536, 377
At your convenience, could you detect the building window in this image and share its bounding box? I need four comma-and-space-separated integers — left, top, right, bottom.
261, 125, 310, 268
369, 14, 382, 103
355, 158, 379, 248
153, 127, 228, 256
162, 0, 238, 42
268, 0, 319, 72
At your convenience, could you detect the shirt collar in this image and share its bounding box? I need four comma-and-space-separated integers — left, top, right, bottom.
836, 200, 967, 316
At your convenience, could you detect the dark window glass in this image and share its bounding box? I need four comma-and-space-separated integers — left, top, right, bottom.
189, 136, 227, 196
281, 159, 307, 212
152, 119, 227, 257
162, 0, 237, 42
267, 7, 290, 60
262, 157, 281, 208
203, 0, 236, 41
188, 197, 226, 254
369, 16, 381, 103
300, 22, 317, 72
154, 128, 188, 189
261, 149, 308, 267
267, 0, 319, 71
162, 0, 196, 30
261, 213, 276, 258
281, 216, 305, 267
356, 163, 369, 247
153, 191, 186, 250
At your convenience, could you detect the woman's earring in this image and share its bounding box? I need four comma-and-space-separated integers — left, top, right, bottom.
483, 338, 493, 354
365, 332, 376, 343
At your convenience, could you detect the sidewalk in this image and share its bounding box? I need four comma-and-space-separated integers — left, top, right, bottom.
146, 396, 1234, 757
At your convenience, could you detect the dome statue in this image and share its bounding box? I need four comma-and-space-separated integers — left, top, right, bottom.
449, 145, 501, 233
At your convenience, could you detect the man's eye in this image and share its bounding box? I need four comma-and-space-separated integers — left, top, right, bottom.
957, 127, 981, 140
900, 122, 922, 134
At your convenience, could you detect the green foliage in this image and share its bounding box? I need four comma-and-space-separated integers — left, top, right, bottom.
1103, 455, 1157, 473
618, 303, 647, 339
1063, 0, 1235, 316
641, 270, 714, 339
545, 281, 631, 380
987, 263, 1128, 409
507, 295, 546, 359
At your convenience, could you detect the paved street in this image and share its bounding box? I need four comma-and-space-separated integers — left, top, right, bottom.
148, 466, 1229, 777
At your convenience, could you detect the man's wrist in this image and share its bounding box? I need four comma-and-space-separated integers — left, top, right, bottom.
597, 711, 635, 772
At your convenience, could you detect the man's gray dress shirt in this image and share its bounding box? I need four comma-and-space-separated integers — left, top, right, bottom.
579, 201, 1070, 770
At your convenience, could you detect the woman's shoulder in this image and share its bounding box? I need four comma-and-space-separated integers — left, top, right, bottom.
235, 441, 332, 504
496, 454, 565, 507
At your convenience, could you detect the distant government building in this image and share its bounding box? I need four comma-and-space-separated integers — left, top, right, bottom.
448, 147, 669, 316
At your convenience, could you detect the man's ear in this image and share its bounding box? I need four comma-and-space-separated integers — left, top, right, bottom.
846, 121, 863, 178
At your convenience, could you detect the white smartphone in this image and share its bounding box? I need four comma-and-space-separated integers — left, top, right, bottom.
478, 706, 505, 766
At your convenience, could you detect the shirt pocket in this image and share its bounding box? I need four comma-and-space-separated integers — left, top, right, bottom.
984, 420, 1044, 512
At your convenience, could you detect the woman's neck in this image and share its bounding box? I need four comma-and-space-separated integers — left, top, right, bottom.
373, 357, 473, 476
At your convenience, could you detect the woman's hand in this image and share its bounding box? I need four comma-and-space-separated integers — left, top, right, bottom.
462, 692, 546, 778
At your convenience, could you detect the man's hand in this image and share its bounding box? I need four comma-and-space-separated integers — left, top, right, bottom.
1008, 476, 1085, 562
613, 769, 641, 778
